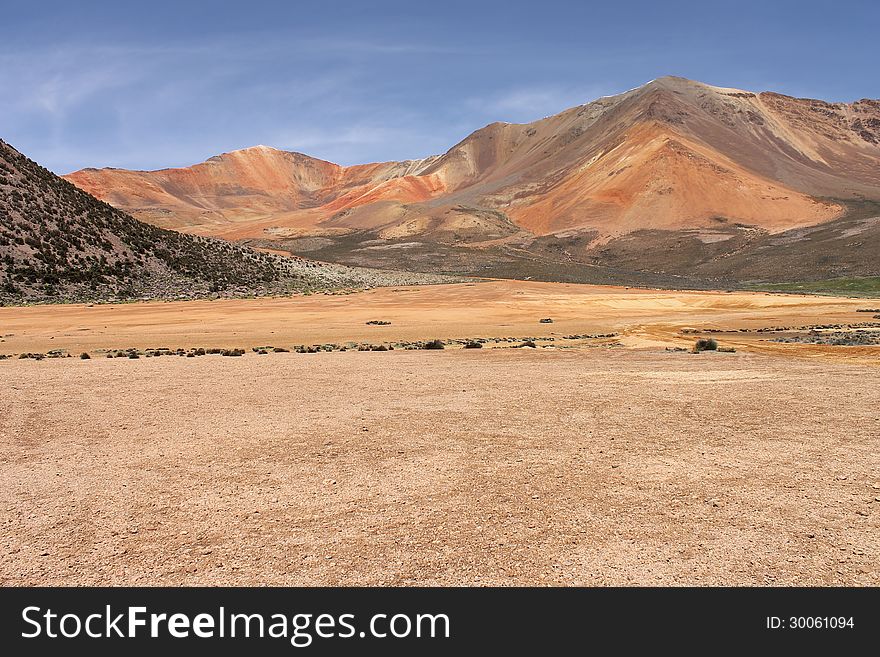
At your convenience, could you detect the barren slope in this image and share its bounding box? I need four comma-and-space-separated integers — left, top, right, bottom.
66, 145, 443, 235
2, 348, 877, 586
65, 77, 880, 246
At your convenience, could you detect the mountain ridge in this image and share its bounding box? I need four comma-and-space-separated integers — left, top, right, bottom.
61, 77, 880, 287
65, 77, 880, 242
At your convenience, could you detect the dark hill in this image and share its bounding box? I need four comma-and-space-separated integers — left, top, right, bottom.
0, 139, 445, 303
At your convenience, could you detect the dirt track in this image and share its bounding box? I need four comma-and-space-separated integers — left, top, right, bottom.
1, 348, 878, 586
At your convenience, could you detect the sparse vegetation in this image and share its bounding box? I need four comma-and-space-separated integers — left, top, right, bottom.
464, 341, 483, 349
539, 318, 553, 323
774, 330, 880, 346
423, 339, 445, 350
746, 277, 880, 297
366, 320, 391, 325
79, 352, 90, 359
694, 338, 718, 352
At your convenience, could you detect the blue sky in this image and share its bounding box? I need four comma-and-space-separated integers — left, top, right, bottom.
2, 0, 878, 173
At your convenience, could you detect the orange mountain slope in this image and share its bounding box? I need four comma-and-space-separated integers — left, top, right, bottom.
65, 77, 880, 244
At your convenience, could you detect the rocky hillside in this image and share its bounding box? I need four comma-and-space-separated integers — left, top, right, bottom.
0, 139, 448, 303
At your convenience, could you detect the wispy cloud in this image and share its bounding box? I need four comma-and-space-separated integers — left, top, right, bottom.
0, 35, 475, 172
0, 33, 620, 173
2, 0, 876, 174
463, 84, 619, 123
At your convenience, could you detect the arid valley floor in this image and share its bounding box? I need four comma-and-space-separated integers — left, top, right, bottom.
1, 280, 878, 585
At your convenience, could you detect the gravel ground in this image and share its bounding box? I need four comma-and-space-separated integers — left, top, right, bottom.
1, 348, 878, 586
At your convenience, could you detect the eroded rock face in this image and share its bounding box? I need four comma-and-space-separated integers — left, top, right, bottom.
64, 77, 880, 246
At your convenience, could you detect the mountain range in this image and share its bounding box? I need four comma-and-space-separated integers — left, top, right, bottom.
33, 76, 880, 287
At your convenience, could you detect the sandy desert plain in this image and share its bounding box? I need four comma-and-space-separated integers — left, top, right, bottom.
1, 278, 878, 586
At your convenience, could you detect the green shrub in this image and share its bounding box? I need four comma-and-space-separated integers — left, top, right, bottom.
694, 338, 718, 352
